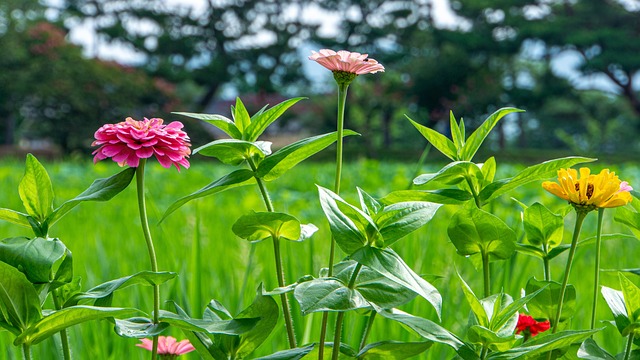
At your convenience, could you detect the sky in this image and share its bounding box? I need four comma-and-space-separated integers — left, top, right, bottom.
62, 0, 626, 94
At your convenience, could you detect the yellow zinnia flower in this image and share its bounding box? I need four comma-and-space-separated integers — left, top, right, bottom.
542, 168, 632, 209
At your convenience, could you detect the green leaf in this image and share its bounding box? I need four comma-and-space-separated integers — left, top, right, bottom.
15, 305, 140, 345
257, 130, 358, 181
194, 139, 271, 165
351, 247, 441, 318
374, 202, 441, 247
18, 154, 54, 222
173, 112, 242, 139
234, 284, 280, 358
317, 186, 374, 255
480, 157, 497, 185
523, 203, 564, 248
514, 243, 545, 259
478, 157, 596, 203
0, 208, 30, 228
254, 344, 315, 360
64, 271, 177, 307
333, 261, 417, 309
467, 325, 517, 352
170, 302, 224, 360
525, 278, 575, 325
293, 278, 369, 315
407, 116, 457, 161
615, 207, 640, 239
577, 338, 616, 360
600, 286, 629, 336
620, 273, 640, 323
0, 237, 71, 288
158, 310, 258, 335
447, 207, 516, 260
0, 261, 42, 331
450, 111, 464, 153
381, 189, 472, 205
47, 167, 136, 227
357, 187, 383, 216
160, 169, 256, 222
413, 161, 483, 188
245, 97, 305, 142
457, 273, 489, 327
114, 317, 169, 338
232, 211, 302, 243
233, 97, 251, 135
492, 286, 546, 332
461, 108, 523, 161
375, 308, 478, 359
357, 340, 432, 360
488, 329, 601, 360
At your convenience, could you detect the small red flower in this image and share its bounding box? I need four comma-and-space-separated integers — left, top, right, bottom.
515, 314, 550, 337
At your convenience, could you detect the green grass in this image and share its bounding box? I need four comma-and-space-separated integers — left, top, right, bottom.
1, 157, 639, 359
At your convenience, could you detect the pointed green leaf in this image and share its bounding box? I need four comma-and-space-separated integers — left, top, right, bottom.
234, 285, 280, 358
194, 139, 271, 165
357, 340, 432, 360
447, 207, 516, 260
461, 108, 523, 161
0, 261, 42, 331
375, 308, 478, 359
488, 329, 600, 360
577, 338, 616, 360
480, 157, 497, 186
615, 207, 640, 239
64, 271, 177, 307
457, 273, 489, 327
253, 344, 315, 360
173, 112, 242, 139
408, 117, 457, 161
0, 237, 71, 287
601, 286, 630, 336
514, 243, 545, 259
18, 154, 54, 222
317, 186, 374, 255
525, 278, 575, 325
467, 325, 517, 351
233, 97, 251, 135
478, 157, 596, 203
293, 278, 369, 315
357, 187, 383, 216
382, 189, 472, 205
233, 211, 302, 243
523, 203, 564, 248
0, 208, 30, 228
375, 202, 441, 247
245, 97, 305, 142
160, 169, 256, 222
450, 111, 464, 152
158, 310, 258, 335
413, 161, 483, 187
492, 286, 546, 332
620, 273, 640, 323
170, 302, 223, 360
114, 317, 169, 338
257, 130, 358, 181
351, 247, 441, 318
47, 167, 135, 227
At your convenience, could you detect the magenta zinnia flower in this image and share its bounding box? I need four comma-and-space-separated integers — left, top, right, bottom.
92, 117, 191, 170
309, 49, 385, 75
136, 336, 195, 357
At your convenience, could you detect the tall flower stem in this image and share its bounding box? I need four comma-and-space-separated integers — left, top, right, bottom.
136, 160, 160, 360
52, 290, 71, 360
331, 263, 363, 360
482, 250, 491, 298
543, 243, 551, 282
358, 312, 377, 351
623, 334, 635, 360
551, 210, 588, 334
319, 81, 350, 360
248, 158, 296, 348
22, 344, 31, 360
590, 208, 605, 330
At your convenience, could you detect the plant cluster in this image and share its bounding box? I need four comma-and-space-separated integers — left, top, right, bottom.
1, 49, 640, 360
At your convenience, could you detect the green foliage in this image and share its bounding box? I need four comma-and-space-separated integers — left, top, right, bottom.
447, 207, 516, 260
525, 278, 576, 327
232, 211, 317, 243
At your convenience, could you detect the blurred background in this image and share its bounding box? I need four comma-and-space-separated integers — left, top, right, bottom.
1, 0, 639, 161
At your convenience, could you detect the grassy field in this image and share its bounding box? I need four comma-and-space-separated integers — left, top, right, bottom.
1, 157, 639, 359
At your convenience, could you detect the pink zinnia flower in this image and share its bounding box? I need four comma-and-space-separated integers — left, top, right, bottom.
136, 336, 195, 357
92, 117, 191, 171
309, 49, 385, 75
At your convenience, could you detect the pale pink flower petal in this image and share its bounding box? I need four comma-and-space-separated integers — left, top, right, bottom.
619, 181, 633, 193
309, 49, 385, 75
93, 117, 191, 171
136, 336, 195, 356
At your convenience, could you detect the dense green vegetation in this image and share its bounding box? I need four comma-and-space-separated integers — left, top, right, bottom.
1, 158, 638, 359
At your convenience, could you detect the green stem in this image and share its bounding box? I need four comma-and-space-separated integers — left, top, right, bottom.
22, 344, 31, 360
52, 289, 71, 360
552, 210, 588, 334
543, 243, 551, 282
358, 311, 377, 351
247, 158, 296, 348
466, 176, 482, 208
482, 250, 490, 298
136, 160, 160, 360
407, 144, 431, 190
623, 333, 635, 360
331, 263, 363, 360
590, 208, 605, 330
480, 346, 489, 360
320, 81, 350, 360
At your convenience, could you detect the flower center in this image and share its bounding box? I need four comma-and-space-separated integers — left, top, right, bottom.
574, 183, 595, 199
